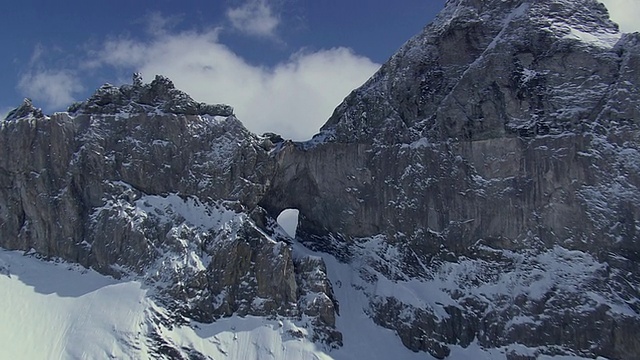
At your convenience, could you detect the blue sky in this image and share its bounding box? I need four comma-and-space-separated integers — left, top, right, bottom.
1, 0, 638, 139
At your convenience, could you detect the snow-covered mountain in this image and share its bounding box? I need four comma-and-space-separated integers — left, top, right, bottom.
1, 0, 639, 359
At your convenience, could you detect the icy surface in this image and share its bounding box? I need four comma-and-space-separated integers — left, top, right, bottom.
0, 249, 330, 359
564, 26, 621, 48
0, 250, 151, 359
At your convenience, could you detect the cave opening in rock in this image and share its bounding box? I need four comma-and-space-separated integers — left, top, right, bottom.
277, 208, 300, 238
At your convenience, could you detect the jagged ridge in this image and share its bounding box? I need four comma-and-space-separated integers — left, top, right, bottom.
68, 74, 234, 117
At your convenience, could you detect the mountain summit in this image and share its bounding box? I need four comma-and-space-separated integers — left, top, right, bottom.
321, 0, 633, 144
1, 1, 639, 359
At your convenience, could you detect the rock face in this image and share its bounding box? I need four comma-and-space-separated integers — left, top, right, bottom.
261, 0, 640, 358
1, 0, 640, 359
0, 76, 338, 345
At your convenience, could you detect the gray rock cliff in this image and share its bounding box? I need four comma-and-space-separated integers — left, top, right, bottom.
261, 0, 640, 358
1, 0, 639, 359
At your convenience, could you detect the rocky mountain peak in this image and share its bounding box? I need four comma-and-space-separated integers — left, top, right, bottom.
262, 1, 640, 358
4, 98, 44, 121
318, 0, 630, 145
440, 0, 617, 32
68, 73, 234, 117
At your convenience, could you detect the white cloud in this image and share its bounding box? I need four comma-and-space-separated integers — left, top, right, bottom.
93, 29, 380, 140
144, 11, 183, 36
17, 69, 83, 110
17, 45, 84, 111
29, 43, 45, 65
226, 0, 281, 38
599, 0, 640, 33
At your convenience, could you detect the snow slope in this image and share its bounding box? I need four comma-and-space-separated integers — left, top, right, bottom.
0, 249, 330, 360
0, 250, 151, 359
0, 245, 614, 360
